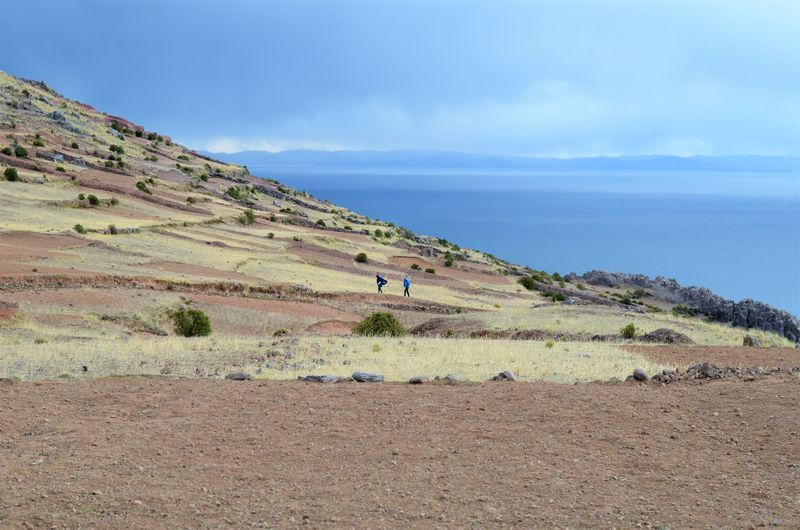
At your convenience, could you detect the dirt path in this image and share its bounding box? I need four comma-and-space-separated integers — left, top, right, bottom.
1, 377, 798, 528
630, 345, 800, 369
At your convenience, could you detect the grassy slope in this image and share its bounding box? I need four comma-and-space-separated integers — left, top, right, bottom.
0, 70, 792, 381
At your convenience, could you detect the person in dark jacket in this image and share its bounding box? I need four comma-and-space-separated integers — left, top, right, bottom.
403, 275, 411, 297
376, 273, 388, 293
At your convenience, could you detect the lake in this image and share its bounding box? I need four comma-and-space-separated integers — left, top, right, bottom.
249, 166, 800, 314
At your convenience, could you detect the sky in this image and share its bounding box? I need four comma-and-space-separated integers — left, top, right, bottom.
1, 0, 798, 156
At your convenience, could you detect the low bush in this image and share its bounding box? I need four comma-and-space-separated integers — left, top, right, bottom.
374, 228, 384, 238
110, 197, 119, 206
135, 130, 143, 138
14, 146, 27, 157
355, 252, 368, 263
517, 276, 537, 291
136, 181, 151, 194
33, 139, 44, 147
177, 154, 189, 161
444, 251, 454, 267
425, 268, 436, 274
267, 232, 275, 239
1, 146, 12, 155
73, 224, 86, 234
4, 167, 19, 181
671, 304, 696, 317
316, 219, 326, 227
107, 224, 118, 235
353, 312, 406, 337
87, 194, 100, 206
171, 307, 212, 337
411, 263, 421, 270
238, 209, 255, 225
70, 142, 79, 149
620, 323, 637, 339
186, 196, 197, 204
56, 166, 65, 172
225, 186, 242, 200
272, 329, 288, 337
109, 144, 125, 155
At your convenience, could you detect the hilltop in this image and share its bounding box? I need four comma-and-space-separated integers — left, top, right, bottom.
0, 70, 797, 382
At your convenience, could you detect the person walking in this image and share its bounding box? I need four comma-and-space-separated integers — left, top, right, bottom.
403, 275, 411, 297
376, 273, 388, 293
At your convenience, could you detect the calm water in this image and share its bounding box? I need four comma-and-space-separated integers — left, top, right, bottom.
250, 166, 800, 314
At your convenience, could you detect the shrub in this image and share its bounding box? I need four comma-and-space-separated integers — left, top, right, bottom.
73, 224, 86, 234
272, 329, 288, 337
292, 236, 301, 242
267, 232, 275, 239
136, 181, 151, 194
177, 154, 189, 161
186, 196, 197, 204
107, 224, 118, 235
269, 214, 277, 222
4, 167, 19, 181
87, 194, 100, 206
71, 142, 79, 149
518, 276, 537, 291
671, 304, 696, 318
1, 146, 12, 155
374, 228, 384, 238
109, 144, 125, 155
353, 312, 406, 337
444, 251, 454, 267
135, 130, 143, 138
110, 197, 119, 206
33, 139, 44, 147
621, 323, 637, 339
14, 146, 27, 157
545, 340, 554, 348
238, 209, 255, 225
316, 219, 326, 227
171, 307, 212, 337
225, 186, 242, 200
542, 291, 565, 302
425, 268, 436, 274
105, 160, 114, 168
56, 166, 65, 172
411, 263, 421, 270
355, 252, 368, 264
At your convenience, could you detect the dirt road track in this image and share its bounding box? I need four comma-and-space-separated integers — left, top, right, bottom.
1, 377, 798, 528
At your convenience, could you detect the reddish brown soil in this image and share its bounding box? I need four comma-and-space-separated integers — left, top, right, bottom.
1, 377, 797, 528
138, 260, 261, 282
631, 345, 800, 370
305, 319, 359, 334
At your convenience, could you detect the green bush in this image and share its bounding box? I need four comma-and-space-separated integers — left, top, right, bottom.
4, 167, 19, 181
1, 146, 12, 156
620, 323, 637, 339
444, 251, 454, 267
267, 232, 275, 239
273, 329, 288, 337
225, 187, 242, 200
542, 291, 566, 302
104, 160, 114, 168
186, 196, 197, 204
14, 146, 27, 157
355, 252, 368, 264
135, 130, 143, 138
671, 304, 696, 317
177, 154, 189, 161
172, 307, 212, 337
109, 144, 125, 155
517, 276, 537, 291
353, 312, 406, 337
316, 219, 326, 227
78, 193, 85, 200
33, 139, 44, 147
411, 263, 421, 270
110, 197, 119, 206
425, 268, 436, 274
107, 224, 118, 235
136, 181, 151, 194
238, 209, 255, 225
374, 228, 384, 238
73, 224, 86, 234
56, 166, 65, 172
71, 142, 79, 149
87, 194, 100, 206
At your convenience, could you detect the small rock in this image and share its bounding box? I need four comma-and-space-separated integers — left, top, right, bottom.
299, 375, 341, 383
632, 368, 648, 381
352, 371, 383, 383
224, 372, 251, 381
579, 351, 592, 358
491, 370, 517, 382
408, 376, 429, 384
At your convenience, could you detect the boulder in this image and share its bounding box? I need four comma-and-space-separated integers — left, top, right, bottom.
640, 328, 694, 345
742, 335, 761, 347
224, 372, 251, 381
632, 368, 648, 381
408, 376, 429, 384
352, 371, 383, 383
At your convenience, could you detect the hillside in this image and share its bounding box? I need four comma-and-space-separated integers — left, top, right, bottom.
0, 70, 796, 381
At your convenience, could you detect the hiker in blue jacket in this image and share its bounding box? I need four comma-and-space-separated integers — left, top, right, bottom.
403, 275, 411, 297
376, 273, 388, 293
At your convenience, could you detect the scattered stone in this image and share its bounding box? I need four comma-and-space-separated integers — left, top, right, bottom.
299, 375, 341, 383
491, 370, 517, 382
224, 372, 251, 381
632, 368, 648, 381
408, 376, 429, 384
352, 371, 383, 383
579, 351, 592, 358
434, 374, 462, 383
81, 365, 89, 373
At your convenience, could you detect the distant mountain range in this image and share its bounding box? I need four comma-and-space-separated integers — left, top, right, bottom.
202, 149, 800, 173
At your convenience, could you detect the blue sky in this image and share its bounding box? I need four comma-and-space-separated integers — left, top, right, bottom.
1, 0, 798, 156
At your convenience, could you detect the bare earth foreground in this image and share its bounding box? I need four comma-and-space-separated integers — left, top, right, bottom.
1, 378, 798, 529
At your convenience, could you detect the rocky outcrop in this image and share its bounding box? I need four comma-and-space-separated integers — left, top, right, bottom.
572, 270, 799, 343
